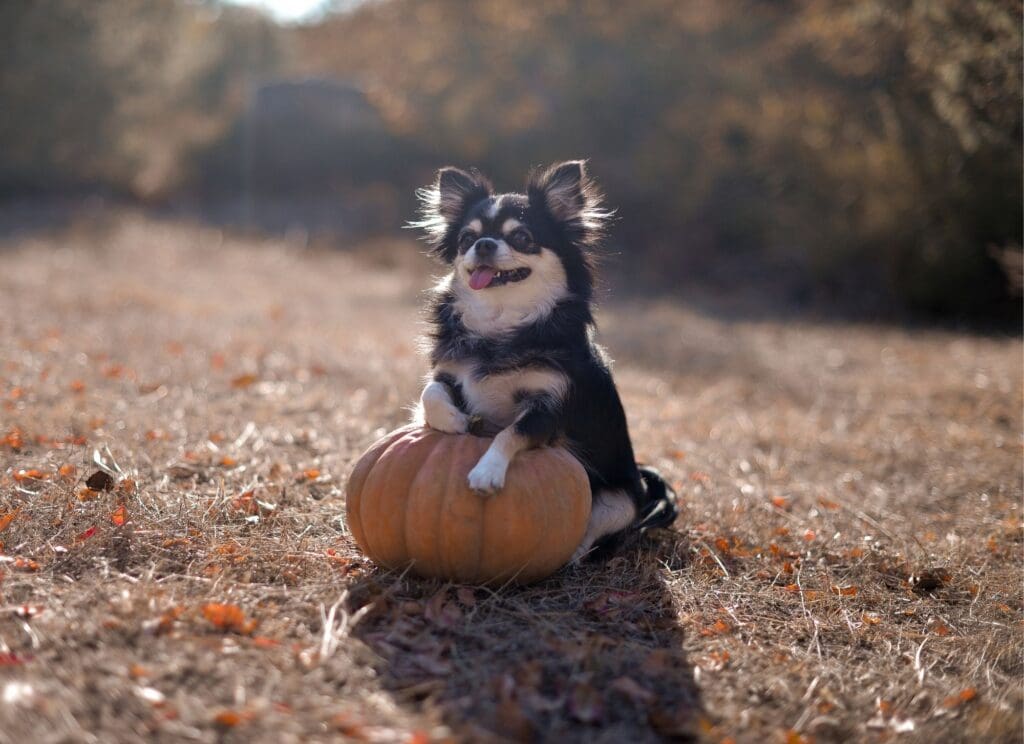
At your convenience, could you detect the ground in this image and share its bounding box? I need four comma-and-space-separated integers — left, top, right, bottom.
0, 208, 1020, 743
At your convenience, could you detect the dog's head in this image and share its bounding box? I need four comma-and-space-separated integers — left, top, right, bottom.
412, 161, 611, 325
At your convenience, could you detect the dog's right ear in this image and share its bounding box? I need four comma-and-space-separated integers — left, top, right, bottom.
409, 166, 493, 262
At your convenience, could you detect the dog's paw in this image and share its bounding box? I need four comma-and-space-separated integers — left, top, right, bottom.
425, 404, 469, 434
467, 452, 508, 495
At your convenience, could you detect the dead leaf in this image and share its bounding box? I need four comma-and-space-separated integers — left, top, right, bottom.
75, 526, 97, 543
202, 603, 257, 635
85, 470, 115, 491
231, 373, 258, 389
0, 510, 19, 532
943, 688, 977, 708
13, 469, 48, 482
110, 505, 128, 526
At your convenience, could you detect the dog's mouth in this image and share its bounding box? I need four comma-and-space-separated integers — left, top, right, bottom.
467, 266, 532, 290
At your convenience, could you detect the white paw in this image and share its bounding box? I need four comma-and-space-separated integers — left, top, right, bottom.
425, 404, 469, 434
467, 452, 508, 495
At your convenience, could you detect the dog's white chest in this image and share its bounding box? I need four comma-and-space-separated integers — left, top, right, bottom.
439, 362, 567, 428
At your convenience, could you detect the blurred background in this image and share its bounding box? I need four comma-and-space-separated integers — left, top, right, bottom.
1, 0, 1020, 324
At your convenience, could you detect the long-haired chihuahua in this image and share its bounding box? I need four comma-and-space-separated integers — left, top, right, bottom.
411, 160, 677, 560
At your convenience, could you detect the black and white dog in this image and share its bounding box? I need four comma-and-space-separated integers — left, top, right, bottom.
412, 160, 677, 560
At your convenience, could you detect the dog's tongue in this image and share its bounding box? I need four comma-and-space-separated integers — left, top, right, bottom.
469, 266, 497, 290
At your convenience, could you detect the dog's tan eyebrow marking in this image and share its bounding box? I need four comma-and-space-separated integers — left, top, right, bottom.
465, 218, 482, 233
501, 218, 523, 234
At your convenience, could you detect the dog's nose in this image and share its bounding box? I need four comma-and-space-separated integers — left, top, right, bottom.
473, 238, 499, 260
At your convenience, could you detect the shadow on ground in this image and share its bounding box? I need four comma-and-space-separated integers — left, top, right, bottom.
347, 531, 700, 742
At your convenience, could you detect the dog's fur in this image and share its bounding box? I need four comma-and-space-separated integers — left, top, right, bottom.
411, 160, 677, 560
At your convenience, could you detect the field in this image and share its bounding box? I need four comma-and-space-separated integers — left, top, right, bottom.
0, 208, 1020, 743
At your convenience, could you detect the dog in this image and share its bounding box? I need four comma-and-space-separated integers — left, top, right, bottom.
411, 160, 677, 560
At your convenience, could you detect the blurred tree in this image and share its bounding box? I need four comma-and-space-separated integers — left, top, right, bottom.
296, 0, 1021, 319
0, 0, 282, 198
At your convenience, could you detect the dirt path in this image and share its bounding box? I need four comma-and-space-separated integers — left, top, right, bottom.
0, 211, 1020, 743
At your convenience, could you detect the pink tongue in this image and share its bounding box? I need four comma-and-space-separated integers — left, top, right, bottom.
469, 267, 497, 290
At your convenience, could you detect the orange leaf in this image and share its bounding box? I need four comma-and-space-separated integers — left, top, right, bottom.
714, 537, 730, 554
943, 688, 977, 708
202, 603, 257, 634
75, 526, 97, 542
803, 529, 816, 542
231, 373, 258, 389
830, 585, 858, 597
13, 557, 39, 571
14, 468, 48, 482
213, 710, 244, 727
69, 380, 86, 393
771, 496, 789, 509
862, 613, 882, 625
406, 732, 431, 744
817, 497, 840, 510
252, 636, 280, 649
932, 622, 951, 636
220, 455, 238, 467
0, 510, 19, 532
110, 505, 128, 527
785, 731, 811, 744
303, 468, 321, 480
3, 428, 24, 449
58, 463, 77, 479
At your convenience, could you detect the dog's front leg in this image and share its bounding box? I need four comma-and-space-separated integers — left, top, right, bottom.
468, 394, 560, 495
417, 373, 469, 434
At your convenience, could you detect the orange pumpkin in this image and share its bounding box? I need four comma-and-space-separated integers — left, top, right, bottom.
346, 425, 591, 585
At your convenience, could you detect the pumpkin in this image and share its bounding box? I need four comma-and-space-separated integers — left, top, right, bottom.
346, 425, 591, 585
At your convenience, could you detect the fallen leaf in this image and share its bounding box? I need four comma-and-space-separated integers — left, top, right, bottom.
85, 470, 115, 491
330, 712, 366, 737
110, 505, 128, 526
3, 429, 25, 450
13, 557, 40, 571
13, 469, 48, 482
0, 511, 19, 532
213, 710, 245, 727
0, 652, 31, 666
302, 468, 321, 480
58, 464, 77, 479
202, 603, 257, 635
231, 373, 258, 389
830, 585, 858, 597
69, 380, 86, 393
74, 526, 97, 543
943, 688, 977, 708
220, 455, 238, 467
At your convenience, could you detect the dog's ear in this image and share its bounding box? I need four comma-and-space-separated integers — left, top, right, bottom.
528, 160, 611, 245
410, 166, 492, 262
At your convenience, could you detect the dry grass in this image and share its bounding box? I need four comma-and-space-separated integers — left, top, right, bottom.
0, 208, 1020, 743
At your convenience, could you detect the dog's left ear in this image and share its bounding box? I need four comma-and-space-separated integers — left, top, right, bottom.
528, 160, 610, 245
410, 166, 493, 262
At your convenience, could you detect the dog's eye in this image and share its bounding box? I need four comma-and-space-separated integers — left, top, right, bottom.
507, 229, 532, 249
458, 232, 477, 251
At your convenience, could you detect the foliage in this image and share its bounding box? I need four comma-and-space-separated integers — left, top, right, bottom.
0, 0, 282, 198
297, 0, 1022, 319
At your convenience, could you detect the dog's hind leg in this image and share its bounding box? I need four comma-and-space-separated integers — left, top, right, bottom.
571, 489, 636, 563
